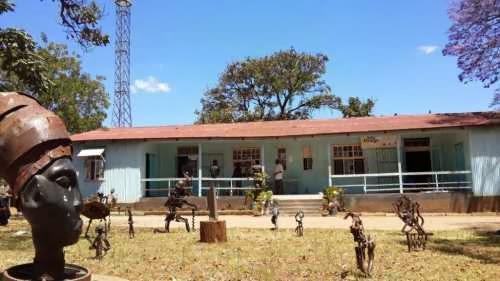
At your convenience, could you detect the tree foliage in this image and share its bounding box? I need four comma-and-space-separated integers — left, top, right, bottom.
196, 48, 345, 124
338, 97, 375, 118
1, 39, 109, 133
443, 0, 500, 106
0, 0, 109, 133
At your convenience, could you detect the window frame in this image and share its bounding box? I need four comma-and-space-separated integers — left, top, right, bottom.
303, 146, 313, 170
85, 156, 105, 181
332, 144, 365, 175
232, 147, 261, 177
277, 147, 287, 170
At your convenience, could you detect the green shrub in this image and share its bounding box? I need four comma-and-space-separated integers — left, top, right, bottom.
322, 186, 344, 203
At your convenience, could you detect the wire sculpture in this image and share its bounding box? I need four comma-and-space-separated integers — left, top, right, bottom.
271, 200, 279, 230
393, 195, 433, 252
82, 191, 114, 238
127, 207, 135, 239
344, 212, 375, 277
295, 210, 304, 237
88, 225, 111, 260
154, 172, 197, 233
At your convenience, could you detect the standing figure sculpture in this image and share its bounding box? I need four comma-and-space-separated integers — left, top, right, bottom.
0, 92, 90, 280
344, 212, 375, 277
393, 195, 432, 252
270, 200, 280, 230
89, 225, 111, 260
154, 172, 197, 233
82, 191, 112, 238
127, 207, 135, 238
295, 210, 304, 237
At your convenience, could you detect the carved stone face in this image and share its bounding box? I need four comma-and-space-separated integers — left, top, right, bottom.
20, 158, 83, 247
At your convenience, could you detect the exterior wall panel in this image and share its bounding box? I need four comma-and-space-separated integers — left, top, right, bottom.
470, 127, 500, 196
74, 142, 143, 203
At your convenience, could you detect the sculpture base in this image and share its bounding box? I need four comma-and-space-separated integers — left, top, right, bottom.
2, 263, 91, 281
199, 220, 227, 243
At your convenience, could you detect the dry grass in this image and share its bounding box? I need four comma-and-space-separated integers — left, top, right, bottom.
1, 219, 499, 281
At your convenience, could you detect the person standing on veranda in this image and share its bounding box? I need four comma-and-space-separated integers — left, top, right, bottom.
273, 159, 284, 195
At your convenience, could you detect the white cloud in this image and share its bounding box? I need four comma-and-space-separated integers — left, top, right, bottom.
417, 45, 439, 55
131, 76, 171, 93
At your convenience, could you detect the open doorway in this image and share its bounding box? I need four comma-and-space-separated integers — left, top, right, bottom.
404, 138, 432, 190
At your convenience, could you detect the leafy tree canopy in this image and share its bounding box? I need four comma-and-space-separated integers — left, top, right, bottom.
0, 0, 109, 133
1, 37, 109, 133
443, 0, 499, 106
338, 97, 375, 118
196, 48, 373, 124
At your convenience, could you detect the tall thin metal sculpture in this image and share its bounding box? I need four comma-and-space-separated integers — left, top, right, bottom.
113, 0, 132, 127
344, 212, 375, 277
295, 210, 304, 237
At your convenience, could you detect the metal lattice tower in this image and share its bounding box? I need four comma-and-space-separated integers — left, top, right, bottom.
113, 0, 132, 127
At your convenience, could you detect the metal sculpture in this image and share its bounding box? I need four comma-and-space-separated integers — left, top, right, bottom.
127, 207, 135, 239
393, 195, 432, 252
271, 200, 280, 230
0, 92, 90, 280
295, 210, 304, 237
344, 212, 375, 277
0, 193, 11, 226
88, 225, 111, 260
154, 174, 197, 233
82, 191, 113, 238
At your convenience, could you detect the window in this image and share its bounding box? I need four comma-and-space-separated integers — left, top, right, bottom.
85, 157, 104, 180
303, 146, 313, 170
332, 144, 364, 174
277, 148, 287, 170
233, 147, 260, 176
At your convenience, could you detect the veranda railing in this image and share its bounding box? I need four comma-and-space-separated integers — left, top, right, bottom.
330, 170, 472, 193
141, 177, 255, 197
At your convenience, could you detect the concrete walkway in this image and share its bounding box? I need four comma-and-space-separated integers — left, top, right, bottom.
110, 214, 500, 231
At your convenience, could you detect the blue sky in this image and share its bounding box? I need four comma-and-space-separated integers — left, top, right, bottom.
2, 0, 494, 127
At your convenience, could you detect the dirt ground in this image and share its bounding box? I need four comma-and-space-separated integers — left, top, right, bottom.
111, 214, 500, 231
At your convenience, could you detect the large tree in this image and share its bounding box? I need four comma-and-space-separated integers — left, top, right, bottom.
1, 38, 109, 133
196, 48, 351, 123
0, 0, 109, 133
443, 0, 499, 106
0, 0, 108, 94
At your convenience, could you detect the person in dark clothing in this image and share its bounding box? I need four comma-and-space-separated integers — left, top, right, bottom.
232, 162, 243, 195
210, 160, 220, 178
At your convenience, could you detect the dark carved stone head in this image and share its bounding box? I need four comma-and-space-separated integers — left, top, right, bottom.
21, 158, 83, 247
0, 92, 83, 279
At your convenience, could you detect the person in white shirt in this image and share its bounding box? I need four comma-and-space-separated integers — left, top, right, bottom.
273, 159, 284, 194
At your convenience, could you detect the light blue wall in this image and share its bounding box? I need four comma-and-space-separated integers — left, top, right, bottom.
74, 142, 143, 203
72, 128, 484, 202
469, 127, 500, 196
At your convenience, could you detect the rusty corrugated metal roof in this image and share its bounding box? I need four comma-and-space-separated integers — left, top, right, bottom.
71, 112, 500, 142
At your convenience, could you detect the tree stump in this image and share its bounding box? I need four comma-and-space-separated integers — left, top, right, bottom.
199, 220, 227, 243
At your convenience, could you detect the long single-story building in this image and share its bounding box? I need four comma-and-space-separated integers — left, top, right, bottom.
71, 112, 500, 209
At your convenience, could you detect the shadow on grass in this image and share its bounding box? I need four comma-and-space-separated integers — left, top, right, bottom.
428, 231, 500, 264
